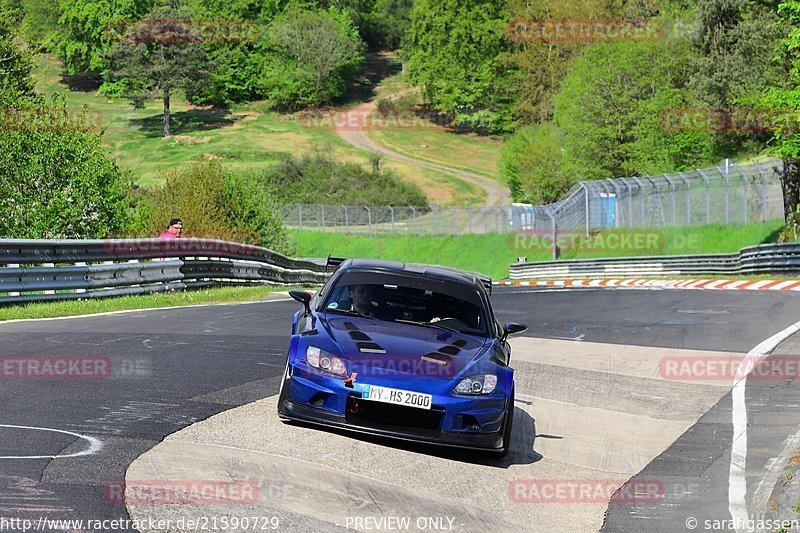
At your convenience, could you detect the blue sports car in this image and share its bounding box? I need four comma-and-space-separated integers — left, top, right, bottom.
277, 258, 527, 456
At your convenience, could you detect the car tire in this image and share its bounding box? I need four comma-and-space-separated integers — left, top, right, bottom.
494, 389, 515, 458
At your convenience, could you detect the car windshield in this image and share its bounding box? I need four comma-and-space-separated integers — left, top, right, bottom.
320, 271, 490, 337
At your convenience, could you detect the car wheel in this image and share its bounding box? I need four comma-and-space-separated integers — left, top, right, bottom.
495, 389, 515, 458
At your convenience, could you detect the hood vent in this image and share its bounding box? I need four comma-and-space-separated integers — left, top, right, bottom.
438, 345, 461, 356
421, 353, 451, 366
357, 342, 386, 354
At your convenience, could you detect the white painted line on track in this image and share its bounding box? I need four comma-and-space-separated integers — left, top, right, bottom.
0, 424, 102, 459
729, 320, 800, 530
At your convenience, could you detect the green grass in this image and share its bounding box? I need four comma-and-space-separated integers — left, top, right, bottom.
0, 285, 292, 321
35, 56, 359, 186
32, 54, 503, 203
368, 128, 503, 179
542, 221, 786, 260
292, 221, 785, 279
293, 231, 519, 278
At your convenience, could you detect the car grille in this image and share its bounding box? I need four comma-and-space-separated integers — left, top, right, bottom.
345, 396, 444, 435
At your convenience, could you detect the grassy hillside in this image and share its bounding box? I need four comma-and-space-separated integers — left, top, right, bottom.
33, 54, 497, 205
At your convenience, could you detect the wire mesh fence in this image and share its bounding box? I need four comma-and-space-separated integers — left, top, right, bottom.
279, 160, 784, 238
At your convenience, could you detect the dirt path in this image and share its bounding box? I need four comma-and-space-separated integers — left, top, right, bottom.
335, 99, 511, 207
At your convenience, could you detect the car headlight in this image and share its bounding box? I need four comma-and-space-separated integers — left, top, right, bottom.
305, 346, 348, 376
453, 374, 498, 395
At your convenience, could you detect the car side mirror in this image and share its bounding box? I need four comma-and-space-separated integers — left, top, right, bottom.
502, 322, 527, 341
289, 290, 313, 315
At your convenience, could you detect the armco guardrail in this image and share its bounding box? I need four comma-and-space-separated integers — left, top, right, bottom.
0, 238, 329, 304
509, 243, 800, 280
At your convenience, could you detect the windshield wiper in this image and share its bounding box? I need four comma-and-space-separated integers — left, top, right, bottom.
393, 319, 460, 332
324, 308, 375, 320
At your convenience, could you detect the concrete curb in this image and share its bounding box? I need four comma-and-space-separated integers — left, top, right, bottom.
494, 279, 800, 291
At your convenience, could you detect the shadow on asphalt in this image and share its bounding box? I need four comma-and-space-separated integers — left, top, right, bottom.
284, 405, 542, 468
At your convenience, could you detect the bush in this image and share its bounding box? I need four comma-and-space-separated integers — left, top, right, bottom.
0, 99, 132, 238
143, 161, 292, 254
500, 124, 573, 204
375, 93, 418, 118
254, 147, 428, 206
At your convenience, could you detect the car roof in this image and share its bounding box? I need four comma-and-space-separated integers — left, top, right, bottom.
336, 258, 492, 294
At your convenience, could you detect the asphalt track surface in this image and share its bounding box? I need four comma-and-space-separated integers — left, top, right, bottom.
1, 288, 800, 531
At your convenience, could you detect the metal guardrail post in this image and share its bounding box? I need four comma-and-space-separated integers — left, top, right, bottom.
343, 205, 349, 234
7, 263, 20, 297
467, 207, 472, 234
389, 206, 395, 235
320, 205, 325, 231
410, 206, 417, 236
450, 207, 456, 236
299, 205, 303, 230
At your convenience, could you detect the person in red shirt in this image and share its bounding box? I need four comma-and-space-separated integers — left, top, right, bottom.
159, 218, 182, 239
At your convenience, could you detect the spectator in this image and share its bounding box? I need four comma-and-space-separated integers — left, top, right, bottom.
159, 218, 183, 239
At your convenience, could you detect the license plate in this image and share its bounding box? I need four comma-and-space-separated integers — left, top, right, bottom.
362, 385, 432, 410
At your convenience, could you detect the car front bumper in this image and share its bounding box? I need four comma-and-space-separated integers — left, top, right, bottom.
277, 366, 508, 452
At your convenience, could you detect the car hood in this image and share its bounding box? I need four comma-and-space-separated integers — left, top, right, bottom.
321, 315, 490, 380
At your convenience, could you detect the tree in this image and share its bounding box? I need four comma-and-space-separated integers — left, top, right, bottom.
268, 7, 363, 108
554, 39, 717, 181
760, 1, 800, 224
691, 0, 786, 108
500, 124, 571, 204
404, 0, 514, 133
0, 7, 37, 107
56, 0, 154, 75
105, 4, 210, 137
0, 98, 132, 238
506, 0, 661, 126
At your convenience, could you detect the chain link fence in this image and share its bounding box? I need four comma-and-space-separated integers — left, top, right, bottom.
280, 160, 784, 238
